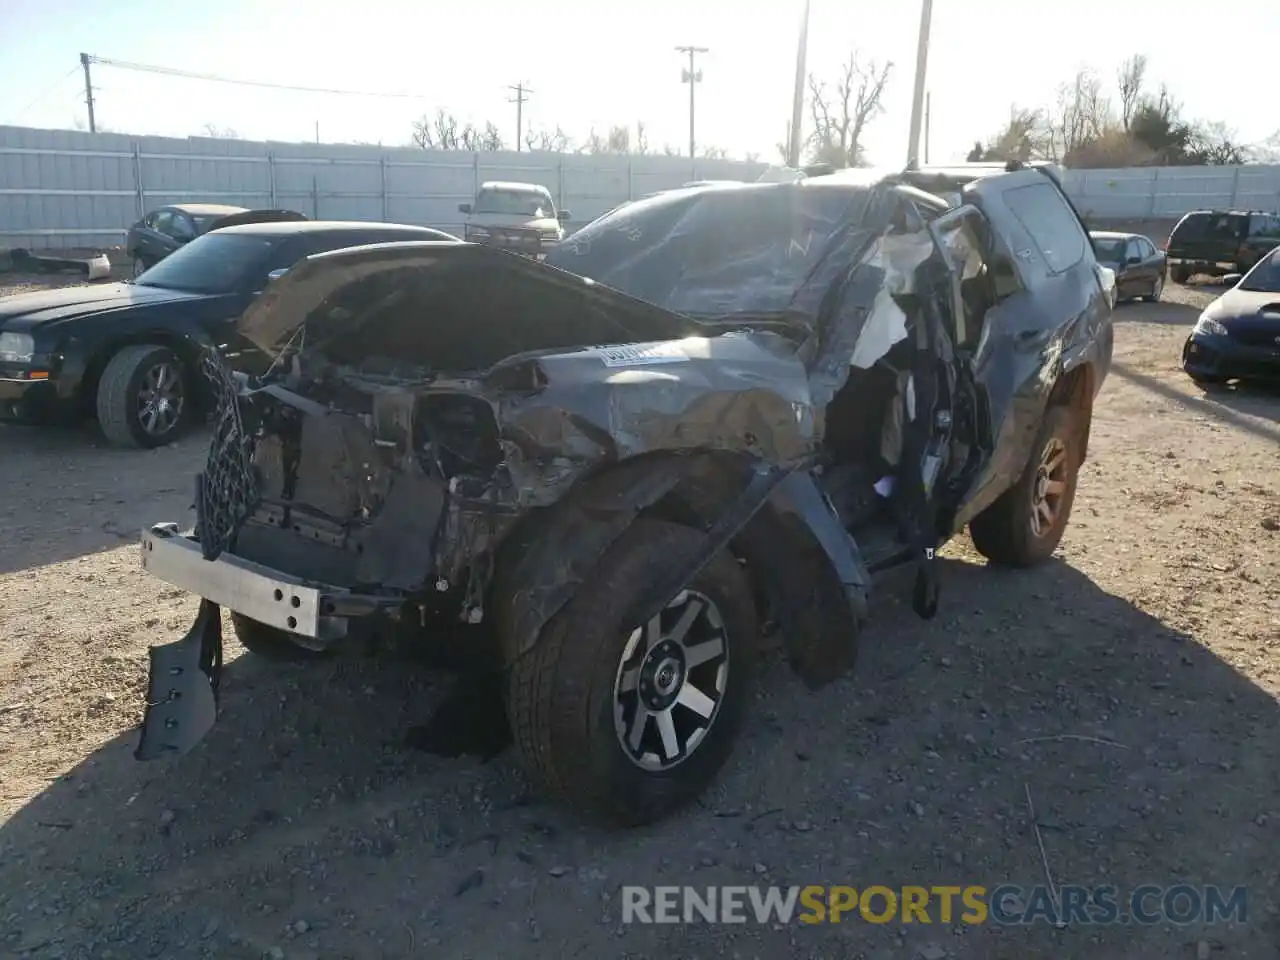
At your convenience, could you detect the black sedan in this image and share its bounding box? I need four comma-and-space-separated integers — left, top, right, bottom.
1182, 248, 1280, 386
125, 203, 307, 275
0, 220, 455, 448
1090, 230, 1167, 303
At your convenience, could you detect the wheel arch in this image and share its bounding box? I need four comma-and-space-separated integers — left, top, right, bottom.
486, 450, 865, 690
80, 330, 209, 416
1047, 360, 1096, 463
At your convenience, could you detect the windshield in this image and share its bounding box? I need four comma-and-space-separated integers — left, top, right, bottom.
544, 181, 875, 323
1092, 237, 1127, 261
136, 233, 274, 294
473, 188, 555, 217
1238, 249, 1280, 292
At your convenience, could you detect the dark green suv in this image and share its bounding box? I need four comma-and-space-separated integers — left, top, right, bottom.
1166, 210, 1280, 284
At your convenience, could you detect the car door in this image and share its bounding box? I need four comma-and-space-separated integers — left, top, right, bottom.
1138, 237, 1163, 287
950, 170, 1109, 527
147, 209, 184, 260
134, 209, 172, 261
1123, 237, 1154, 296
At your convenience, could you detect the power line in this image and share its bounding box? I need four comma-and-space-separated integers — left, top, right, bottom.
11, 66, 81, 122
86, 55, 433, 100
507, 83, 532, 151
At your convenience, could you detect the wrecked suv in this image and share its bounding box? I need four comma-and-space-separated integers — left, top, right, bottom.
135, 164, 1114, 826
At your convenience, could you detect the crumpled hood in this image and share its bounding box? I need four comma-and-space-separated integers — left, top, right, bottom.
235, 240, 698, 368
0, 282, 204, 332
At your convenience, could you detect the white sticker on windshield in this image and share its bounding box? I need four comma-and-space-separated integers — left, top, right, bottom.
592, 344, 691, 367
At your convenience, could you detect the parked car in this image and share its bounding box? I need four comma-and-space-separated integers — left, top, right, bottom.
1182, 247, 1280, 386
459, 181, 569, 257
0, 220, 456, 449
1090, 230, 1166, 303
1165, 210, 1280, 284
125, 204, 307, 274
134, 164, 1113, 826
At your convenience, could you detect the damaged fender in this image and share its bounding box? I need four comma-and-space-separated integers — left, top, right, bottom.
489, 451, 870, 690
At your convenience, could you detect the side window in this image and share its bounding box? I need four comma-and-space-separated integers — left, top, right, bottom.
1206, 215, 1245, 240
152, 209, 174, 235
1125, 239, 1141, 262
1175, 214, 1208, 240
168, 214, 196, 240
1002, 182, 1087, 274
1139, 238, 1157, 259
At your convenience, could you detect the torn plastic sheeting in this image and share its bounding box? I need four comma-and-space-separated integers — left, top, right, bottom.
847, 230, 934, 370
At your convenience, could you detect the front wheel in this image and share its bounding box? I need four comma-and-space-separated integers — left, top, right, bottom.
95, 344, 190, 448
1171, 266, 1191, 285
1146, 274, 1165, 302
505, 518, 756, 826
970, 406, 1081, 567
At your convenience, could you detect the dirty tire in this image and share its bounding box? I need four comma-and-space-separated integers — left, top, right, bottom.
96, 344, 188, 449
1171, 266, 1191, 285
505, 518, 756, 827
229, 612, 327, 661
970, 405, 1080, 568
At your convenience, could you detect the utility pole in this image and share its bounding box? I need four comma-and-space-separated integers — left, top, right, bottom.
508, 83, 532, 151
676, 45, 707, 163
787, 0, 811, 168
315, 120, 320, 144
79, 52, 96, 134
905, 0, 933, 169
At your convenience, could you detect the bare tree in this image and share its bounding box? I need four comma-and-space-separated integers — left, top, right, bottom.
977, 106, 1052, 162
1043, 69, 1112, 160
200, 122, 239, 139
412, 110, 503, 151
1116, 54, 1147, 132
699, 145, 729, 160
806, 51, 893, 167
580, 125, 632, 154
1249, 130, 1280, 163
524, 125, 574, 152
634, 121, 650, 156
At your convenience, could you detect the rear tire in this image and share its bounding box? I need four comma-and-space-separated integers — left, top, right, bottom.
1146, 274, 1165, 302
96, 344, 190, 448
230, 612, 328, 661
504, 518, 756, 826
969, 405, 1081, 567
1171, 266, 1191, 284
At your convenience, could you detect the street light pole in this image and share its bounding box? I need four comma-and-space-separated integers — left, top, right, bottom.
787, 0, 811, 168
905, 0, 933, 170
676, 45, 708, 164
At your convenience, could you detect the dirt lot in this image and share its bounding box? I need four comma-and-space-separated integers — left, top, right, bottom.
0, 271, 1277, 960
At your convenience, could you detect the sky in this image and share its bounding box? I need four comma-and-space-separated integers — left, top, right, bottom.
2, 0, 1277, 165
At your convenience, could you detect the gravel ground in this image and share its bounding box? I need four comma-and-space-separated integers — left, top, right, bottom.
0, 275, 1277, 960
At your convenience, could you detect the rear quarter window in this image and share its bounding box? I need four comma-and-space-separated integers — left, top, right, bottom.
1249, 214, 1280, 239
1002, 182, 1087, 274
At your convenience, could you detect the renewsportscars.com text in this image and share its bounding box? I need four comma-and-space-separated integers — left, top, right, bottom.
621, 884, 1248, 926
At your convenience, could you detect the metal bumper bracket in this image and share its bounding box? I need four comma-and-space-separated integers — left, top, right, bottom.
135, 598, 223, 761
